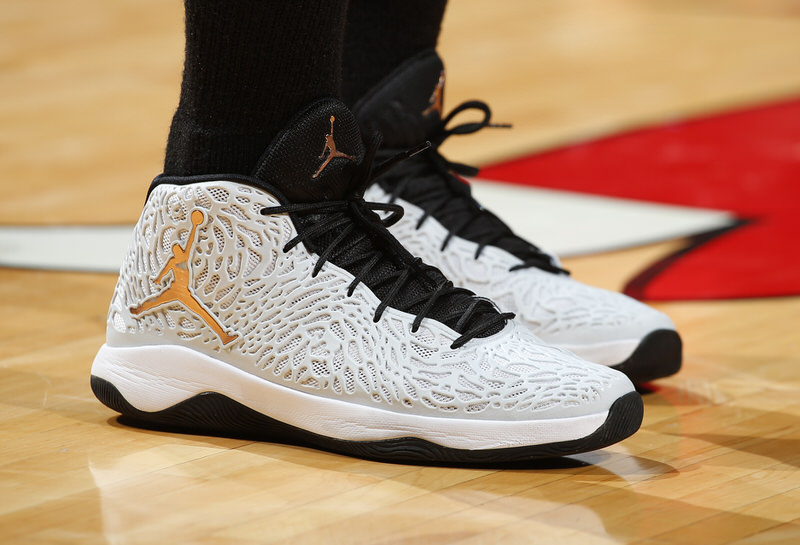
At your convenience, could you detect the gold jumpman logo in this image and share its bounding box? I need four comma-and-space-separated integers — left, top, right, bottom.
312, 115, 355, 178
422, 71, 445, 117
130, 209, 238, 345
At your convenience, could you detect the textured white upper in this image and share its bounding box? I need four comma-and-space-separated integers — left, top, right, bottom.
107, 181, 632, 421
364, 184, 675, 364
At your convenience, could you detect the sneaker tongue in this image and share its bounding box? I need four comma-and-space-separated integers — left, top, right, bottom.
353, 49, 445, 149
252, 99, 365, 203
252, 97, 506, 340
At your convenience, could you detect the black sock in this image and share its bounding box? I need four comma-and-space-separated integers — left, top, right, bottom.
164, 0, 349, 176
342, 0, 447, 106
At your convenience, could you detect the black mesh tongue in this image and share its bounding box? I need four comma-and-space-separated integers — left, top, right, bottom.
252, 99, 365, 203
252, 97, 508, 341
353, 49, 445, 149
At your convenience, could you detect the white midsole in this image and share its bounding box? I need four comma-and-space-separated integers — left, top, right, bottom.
91, 344, 609, 450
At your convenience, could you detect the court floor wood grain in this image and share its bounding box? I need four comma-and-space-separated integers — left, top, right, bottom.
2, 1, 799, 543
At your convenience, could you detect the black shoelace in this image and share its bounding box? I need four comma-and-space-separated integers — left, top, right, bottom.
260, 133, 513, 349
378, 101, 569, 275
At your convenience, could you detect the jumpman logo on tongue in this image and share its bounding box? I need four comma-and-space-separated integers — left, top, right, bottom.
313, 115, 355, 178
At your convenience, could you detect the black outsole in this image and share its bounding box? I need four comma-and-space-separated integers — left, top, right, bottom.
611, 329, 682, 384
90, 376, 643, 466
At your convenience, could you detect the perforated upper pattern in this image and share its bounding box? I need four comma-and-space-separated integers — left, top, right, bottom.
364, 184, 671, 346
107, 181, 625, 420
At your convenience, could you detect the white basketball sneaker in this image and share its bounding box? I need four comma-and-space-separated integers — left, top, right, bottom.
355, 50, 682, 384
91, 99, 642, 464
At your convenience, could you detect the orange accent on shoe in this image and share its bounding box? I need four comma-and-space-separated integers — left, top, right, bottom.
423, 71, 445, 117
129, 209, 238, 345
313, 115, 355, 178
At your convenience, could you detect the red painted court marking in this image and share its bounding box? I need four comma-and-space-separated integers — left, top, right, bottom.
480, 98, 800, 300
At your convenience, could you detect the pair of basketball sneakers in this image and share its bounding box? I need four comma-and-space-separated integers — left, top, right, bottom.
91, 51, 681, 464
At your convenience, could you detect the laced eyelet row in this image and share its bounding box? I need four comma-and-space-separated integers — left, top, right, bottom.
258, 131, 513, 349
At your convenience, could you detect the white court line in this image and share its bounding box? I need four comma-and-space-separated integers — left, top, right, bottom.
0, 183, 734, 272
470, 178, 734, 257
0, 225, 132, 272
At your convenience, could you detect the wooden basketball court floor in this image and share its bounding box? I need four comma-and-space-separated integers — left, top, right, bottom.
2, 1, 799, 543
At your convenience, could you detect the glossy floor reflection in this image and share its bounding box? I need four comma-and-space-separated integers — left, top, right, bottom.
2, 313, 797, 544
